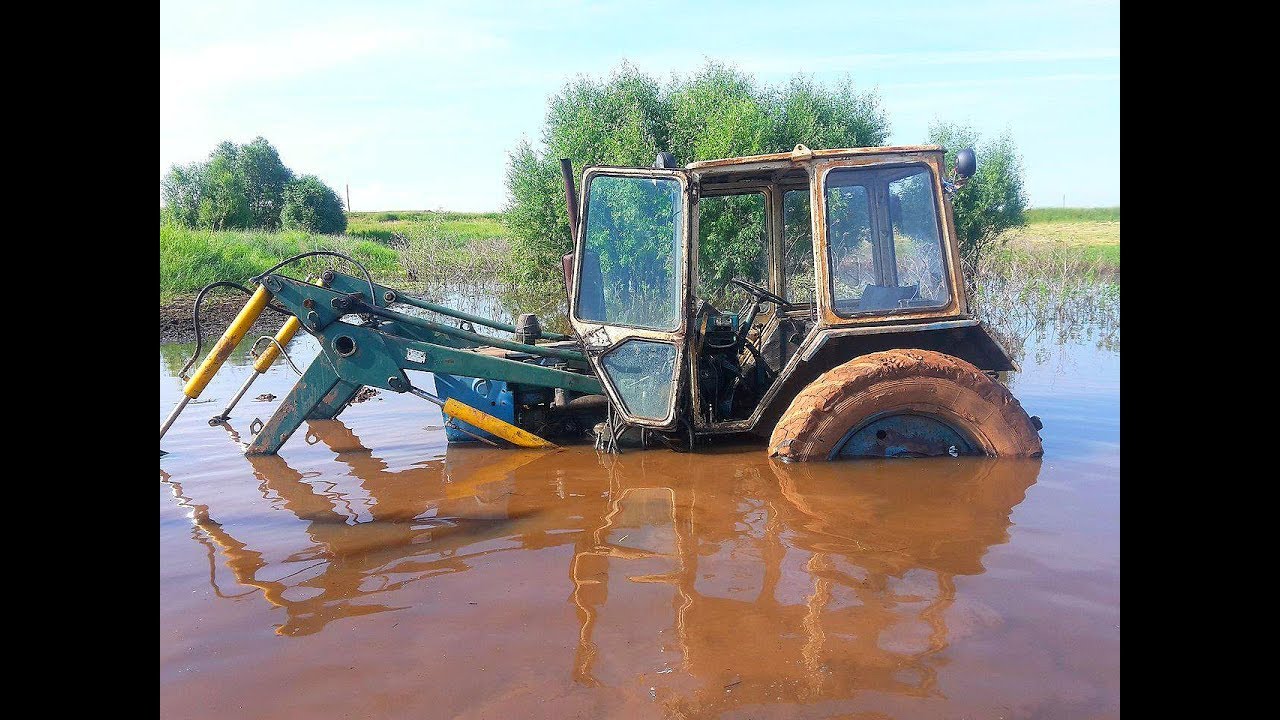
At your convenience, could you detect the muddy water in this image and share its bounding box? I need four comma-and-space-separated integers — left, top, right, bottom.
159, 327, 1119, 719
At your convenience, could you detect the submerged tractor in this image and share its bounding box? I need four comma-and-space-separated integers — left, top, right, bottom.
161, 144, 1043, 461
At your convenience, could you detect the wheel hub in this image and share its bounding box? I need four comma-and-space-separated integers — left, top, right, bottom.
835, 414, 977, 459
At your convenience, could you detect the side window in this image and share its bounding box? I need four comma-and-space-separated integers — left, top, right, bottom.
888, 171, 950, 306
697, 193, 767, 309
782, 190, 815, 304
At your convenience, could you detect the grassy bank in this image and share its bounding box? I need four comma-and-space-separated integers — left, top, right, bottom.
1025, 207, 1119, 223
346, 211, 506, 245
160, 212, 513, 303
347, 211, 509, 283
159, 225, 402, 303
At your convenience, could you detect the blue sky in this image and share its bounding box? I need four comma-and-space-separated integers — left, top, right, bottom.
160, 0, 1119, 212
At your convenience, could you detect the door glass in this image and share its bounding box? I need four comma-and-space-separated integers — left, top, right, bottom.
697, 193, 767, 310
601, 339, 678, 421
577, 175, 684, 331
782, 190, 815, 304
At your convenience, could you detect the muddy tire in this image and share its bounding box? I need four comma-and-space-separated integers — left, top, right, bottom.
768, 349, 1043, 462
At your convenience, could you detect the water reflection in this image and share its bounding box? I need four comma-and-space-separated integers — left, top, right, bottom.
160, 424, 1039, 708
165, 420, 556, 636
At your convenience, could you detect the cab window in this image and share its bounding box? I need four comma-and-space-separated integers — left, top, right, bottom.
824, 165, 950, 315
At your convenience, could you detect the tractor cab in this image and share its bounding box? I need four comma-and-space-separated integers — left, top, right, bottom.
568, 144, 1014, 439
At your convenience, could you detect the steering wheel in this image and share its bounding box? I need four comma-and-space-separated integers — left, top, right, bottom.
730, 278, 789, 308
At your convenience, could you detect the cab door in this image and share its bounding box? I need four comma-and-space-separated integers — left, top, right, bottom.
569, 166, 693, 430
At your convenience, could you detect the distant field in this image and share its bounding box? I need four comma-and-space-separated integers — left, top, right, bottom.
1025, 207, 1120, 223
346, 211, 507, 244
1000, 207, 1119, 269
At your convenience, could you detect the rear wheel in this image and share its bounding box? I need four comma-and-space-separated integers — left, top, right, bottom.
768, 349, 1043, 462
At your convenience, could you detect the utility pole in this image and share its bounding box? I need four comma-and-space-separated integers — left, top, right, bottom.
346, 184, 352, 212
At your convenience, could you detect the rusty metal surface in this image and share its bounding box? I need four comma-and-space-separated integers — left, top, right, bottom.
685, 144, 944, 170
799, 319, 980, 361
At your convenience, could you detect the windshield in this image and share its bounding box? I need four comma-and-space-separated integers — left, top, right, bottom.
824, 165, 951, 315
576, 174, 684, 331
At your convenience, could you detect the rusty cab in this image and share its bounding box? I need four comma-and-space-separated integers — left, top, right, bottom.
566, 144, 1042, 460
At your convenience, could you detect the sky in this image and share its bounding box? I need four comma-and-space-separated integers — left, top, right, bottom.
160, 0, 1119, 212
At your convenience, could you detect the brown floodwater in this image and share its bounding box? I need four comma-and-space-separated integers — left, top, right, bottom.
159, 327, 1119, 719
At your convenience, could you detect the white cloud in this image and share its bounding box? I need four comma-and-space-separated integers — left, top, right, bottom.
159, 18, 506, 119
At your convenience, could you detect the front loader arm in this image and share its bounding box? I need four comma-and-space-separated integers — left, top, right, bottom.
245, 273, 602, 456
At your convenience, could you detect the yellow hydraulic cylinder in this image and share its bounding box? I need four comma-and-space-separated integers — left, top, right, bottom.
183, 285, 272, 399
442, 398, 556, 449
253, 315, 302, 373
407, 386, 556, 449
209, 314, 305, 426
162, 285, 272, 442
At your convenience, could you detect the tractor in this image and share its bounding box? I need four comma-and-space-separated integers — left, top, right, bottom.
161, 144, 1042, 461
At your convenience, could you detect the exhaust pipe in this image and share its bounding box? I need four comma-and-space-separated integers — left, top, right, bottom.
560, 158, 579, 243
560, 158, 579, 303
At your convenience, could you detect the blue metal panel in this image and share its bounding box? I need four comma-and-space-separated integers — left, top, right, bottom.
432, 373, 516, 443
834, 414, 976, 459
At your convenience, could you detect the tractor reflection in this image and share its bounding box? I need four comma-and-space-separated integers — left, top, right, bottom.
162, 419, 558, 637
568, 453, 1040, 711
161, 423, 1038, 709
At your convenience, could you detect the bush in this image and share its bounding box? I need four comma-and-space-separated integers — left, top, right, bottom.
505, 60, 1028, 296
503, 61, 889, 296
280, 175, 347, 234
928, 122, 1028, 274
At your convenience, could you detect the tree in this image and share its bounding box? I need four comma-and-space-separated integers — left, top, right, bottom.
506, 61, 1028, 303
161, 160, 206, 228
161, 137, 309, 232
235, 137, 293, 229
928, 122, 1027, 273
195, 141, 251, 231
280, 175, 347, 234
503, 61, 889, 297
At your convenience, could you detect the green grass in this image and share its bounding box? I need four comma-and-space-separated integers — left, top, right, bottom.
346, 211, 507, 245
160, 211, 515, 303
1078, 243, 1119, 266
160, 225, 401, 303
1026, 207, 1120, 223
997, 207, 1120, 270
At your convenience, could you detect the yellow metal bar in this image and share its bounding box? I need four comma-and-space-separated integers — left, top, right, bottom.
441, 397, 556, 449
253, 316, 301, 373
182, 285, 272, 399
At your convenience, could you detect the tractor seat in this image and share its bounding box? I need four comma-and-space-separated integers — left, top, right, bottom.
857, 284, 920, 311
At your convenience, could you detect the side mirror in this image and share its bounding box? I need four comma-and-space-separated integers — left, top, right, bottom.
955, 148, 976, 180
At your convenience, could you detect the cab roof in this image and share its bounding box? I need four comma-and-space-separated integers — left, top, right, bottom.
685, 144, 943, 170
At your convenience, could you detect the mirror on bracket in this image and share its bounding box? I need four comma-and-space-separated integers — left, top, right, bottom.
945, 147, 977, 195
956, 148, 976, 180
